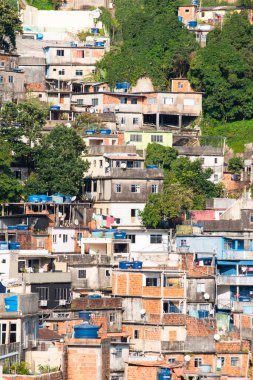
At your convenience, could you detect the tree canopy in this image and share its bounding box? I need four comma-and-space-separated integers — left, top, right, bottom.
0, 0, 22, 52
97, 0, 197, 89
189, 12, 253, 121
25, 125, 90, 196
145, 143, 178, 170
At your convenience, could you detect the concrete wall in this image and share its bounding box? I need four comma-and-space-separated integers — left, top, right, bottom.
187, 278, 215, 302
51, 228, 75, 253
176, 235, 224, 255
124, 131, 173, 150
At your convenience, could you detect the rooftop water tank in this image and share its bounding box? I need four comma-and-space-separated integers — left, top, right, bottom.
7, 226, 17, 230
91, 28, 100, 34
99, 129, 111, 135
115, 82, 130, 90
36, 33, 43, 40
79, 311, 91, 321
189, 310, 199, 318
28, 195, 42, 203
132, 261, 143, 269
9, 242, 21, 250
158, 368, 171, 380
198, 310, 209, 318
74, 323, 99, 339
85, 130, 96, 135
39, 195, 49, 203
189, 21, 198, 28
50, 105, 60, 111
4, 295, 18, 312
178, 16, 183, 22
17, 224, 28, 230
88, 294, 102, 299
114, 232, 126, 239
0, 242, 8, 250
119, 261, 132, 270
146, 165, 158, 169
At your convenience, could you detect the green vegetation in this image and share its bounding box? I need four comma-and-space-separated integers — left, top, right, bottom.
0, 0, 22, 51
189, 13, 253, 122
26, 0, 62, 10
72, 112, 102, 132
202, 119, 253, 153
228, 157, 244, 174
141, 144, 224, 228
97, 0, 197, 89
3, 361, 30, 375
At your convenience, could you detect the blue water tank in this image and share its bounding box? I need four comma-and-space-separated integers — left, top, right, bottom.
17, 224, 28, 230
132, 261, 143, 269
178, 16, 183, 22
79, 311, 91, 321
147, 165, 158, 169
74, 323, 99, 339
114, 232, 126, 239
39, 195, 49, 203
119, 261, 132, 270
95, 41, 105, 47
9, 242, 21, 250
91, 28, 100, 34
198, 310, 209, 318
91, 231, 103, 238
88, 294, 102, 299
85, 130, 96, 135
36, 33, 43, 40
28, 195, 42, 203
64, 195, 73, 203
50, 105, 60, 111
192, 0, 198, 5
99, 129, 111, 135
52, 194, 65, 203
189, 21, 198, 28
189, 310, 199, 318
158, 368, 171, 380
243, 306, 253, 314
116, 82, 130, 90
239, 296, 251, 302
8, 226, 17, 230
4, 296, 18, 312
105, 231, 115, 238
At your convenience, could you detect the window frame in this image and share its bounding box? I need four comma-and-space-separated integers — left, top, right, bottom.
150, 234, 162, 244
151, 184, 158, 193
131, 184, 140, 193
56, 49, 64, 56
78, 269, 86, 279
231, 357, 239, 367
115, 184, 122, 193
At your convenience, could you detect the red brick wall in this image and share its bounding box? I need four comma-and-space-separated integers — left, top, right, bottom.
3, 373, 62, 380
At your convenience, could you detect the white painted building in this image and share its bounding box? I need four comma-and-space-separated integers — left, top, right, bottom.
51, 228, 75, 253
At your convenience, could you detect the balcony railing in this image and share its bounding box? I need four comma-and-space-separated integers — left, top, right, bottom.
217, 275, 253, 286
161, 341, 185, 352
19, 271, 71, 284
0, 342, 20, 359
219, 250, 253, 260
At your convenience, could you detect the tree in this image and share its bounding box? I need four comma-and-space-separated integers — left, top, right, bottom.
25, 125, 90, 196
0, 0, 22, 52
189, 13, 253, 121
140, 183, 194, 228
0, 99, 48, 171
145, 143, 178, 170
72, 113, 102, 133
0, 138, 23, 202
228, 157, 244, 174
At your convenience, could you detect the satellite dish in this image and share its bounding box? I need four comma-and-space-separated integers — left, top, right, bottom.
115, 106, 120, 111
71, 196, 77, 202
184, 355, 191, 362
204, 293, 210, 300
90, 108, 95, 113
214, 334, 221, 341
105, 162, 110, 168
74, 219, 79, 226
121, 162, 127, 169
65, 123, 71, 128
140, 309, 146, 315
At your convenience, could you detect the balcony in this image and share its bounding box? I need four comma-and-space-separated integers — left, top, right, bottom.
232, 300, 253, 312
219, 250, 253, 261
217, 275, 253, 286
0, 342, 20, 359
19, 271, 71, 284
217, 299, 232, 310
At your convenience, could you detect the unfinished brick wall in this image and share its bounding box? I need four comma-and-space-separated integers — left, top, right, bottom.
3, 373, 62, 380
215, 340, 250, 353
186, 316, 215, 337
143, 299, 161, 314
181, 253, 215, 277
46, 319, 83, 336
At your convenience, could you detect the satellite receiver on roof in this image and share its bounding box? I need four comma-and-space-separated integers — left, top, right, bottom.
121, 162, 127, 169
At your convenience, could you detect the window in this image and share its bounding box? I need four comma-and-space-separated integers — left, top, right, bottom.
131, 184, 140, 193
58, 69, 65, 75
55, 288, 68, 301
77, 232, 82, 242
106, 270, 111, 277
131, 209, 139, 218
121, 117, 125, 125
38, 287, 49, 300
133, 118, 139, 125
115, 184, 122, 193
126, 234, 136, 244
93, 180, 97, 192
134, 330, 139, 339
231, 357, 239, 367
0, 324, 6, 344
56, 49, 64, 56
76, 50, 85, 58
146, 277, 158, 287
163, 97, 173, 105
184, 98, 195, 106
93, 160, 97, 167
63, 234, 68, 243
23, 321, 29, 348
194, 358, 203, 367
178, 82, 184, 89
77, 99, 83, 105
116, 161, 120, 167
0, 76, 3, 84
53, 235, 57, 244
75, 69, 83, 76
168, 358, 176, 364
197, 283, 205, 293
0, 61, 4, 67
150, 234, 162, 244
214, 174, 219, 182
131, 98, 137, 104
109, 313, 115, 322
151, 185, 158, 193
130, 134, 142, 142
214, 157, 218, 164
151, 135, 163, 143
120, 97, 127, 104
201, 11, 205, 17
92, 98, 98, 107
10, 323, 17, 343
53, 323, 58, 332
78, 269, 86, 279
185, 8, 190, 12
127, 160, 141, 168
8, 76, 14, 83
111, 376, 121, 380
217, 357, 225, 367
181, 239, 187, 246
38, 94, 42, 98
92, 68, 96, 75
99, 160, 103, 168
115, 347, 122, 358
200, 157, 205, 164
148, 97, 156, 104
250, 213, 253, 223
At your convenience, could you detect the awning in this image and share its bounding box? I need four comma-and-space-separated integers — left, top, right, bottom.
217, 261, 253, 265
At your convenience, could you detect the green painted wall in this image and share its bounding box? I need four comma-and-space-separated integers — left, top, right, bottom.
124, 131, 173, 150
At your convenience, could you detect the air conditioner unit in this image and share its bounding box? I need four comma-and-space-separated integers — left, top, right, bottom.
59, 299, 67, 306
39, 300, 47, 307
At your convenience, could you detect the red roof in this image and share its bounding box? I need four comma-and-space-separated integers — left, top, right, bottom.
38, 328, 62, 341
